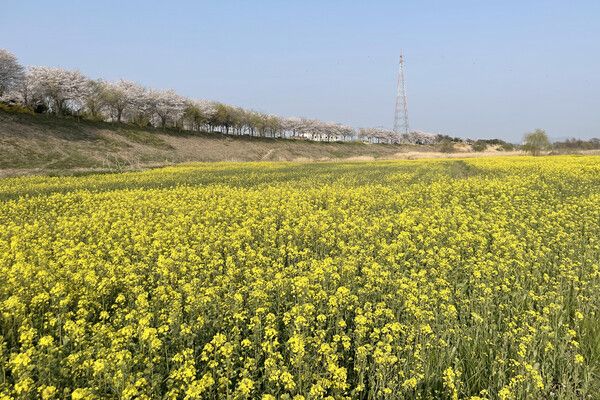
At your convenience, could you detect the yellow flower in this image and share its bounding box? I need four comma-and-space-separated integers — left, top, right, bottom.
39, 335, 54, 347
40, 385, 57, 399
71, 388, 93, 399
402, 377, 418, 390
1, 156, 600, 399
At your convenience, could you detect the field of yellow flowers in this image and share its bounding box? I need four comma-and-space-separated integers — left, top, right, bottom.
1, 156, 600, 399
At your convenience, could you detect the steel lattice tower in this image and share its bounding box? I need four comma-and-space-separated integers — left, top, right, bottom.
393, 52, 410, 135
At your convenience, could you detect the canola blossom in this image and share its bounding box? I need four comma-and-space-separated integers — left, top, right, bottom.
1, 156, 600, 399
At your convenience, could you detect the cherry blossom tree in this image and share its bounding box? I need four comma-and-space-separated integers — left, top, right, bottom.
338, 124, 356, 141
148, 89, 186, 128
0, 49, 24, 98
403, 131, 437, 145
282, 117, 303, 138
3, 48, 424, 146
17, 69, 42, 110
101, 80, 150, 124
125, 82, 154, 126
26, 66, 89, 115
359, 127, 396, 143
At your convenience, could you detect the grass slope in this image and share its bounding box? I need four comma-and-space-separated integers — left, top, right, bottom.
0, 110, 438, 175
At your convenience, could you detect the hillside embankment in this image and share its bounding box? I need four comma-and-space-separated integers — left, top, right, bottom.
0, 110, 519, 176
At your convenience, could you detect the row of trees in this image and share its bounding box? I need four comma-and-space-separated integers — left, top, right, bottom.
8, 48, 576, 151
2, 49, 438, 144
552, 137, 600, 150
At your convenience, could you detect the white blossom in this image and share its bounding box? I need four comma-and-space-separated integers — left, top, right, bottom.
0, 49, 24, 98
26, 66, 89, 115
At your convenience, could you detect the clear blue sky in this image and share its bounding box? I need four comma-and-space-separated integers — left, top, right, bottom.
2, 0, 599, 141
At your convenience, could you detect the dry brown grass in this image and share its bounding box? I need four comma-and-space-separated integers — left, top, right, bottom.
0, 110, 532, 176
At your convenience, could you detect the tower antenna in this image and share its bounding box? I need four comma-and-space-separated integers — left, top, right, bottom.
393, 52, 410, 135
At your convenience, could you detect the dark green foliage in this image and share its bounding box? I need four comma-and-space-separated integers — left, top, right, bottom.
471, 140, 488, 152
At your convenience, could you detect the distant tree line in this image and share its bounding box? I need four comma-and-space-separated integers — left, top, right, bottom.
520, 129, 600, 156
470, 138, 516, 152
7, 48, 593, 152
1, 49, 418, 144
552, 138, 600, 151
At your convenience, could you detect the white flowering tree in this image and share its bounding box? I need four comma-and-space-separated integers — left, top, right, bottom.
25, 66, 89, 115
403, 131, 437, 145
323, 123, 356, 142
3, 48, 416, 145
102, 80, 148, 123
148, 89, 186, 128
281, 117, 302, 138
338, 124, 356, 141
125, 82, 154, 126
16, 69, 41, 110
0, 49, 24, 98
359, 127, 391, 143
101, 80, 151, 125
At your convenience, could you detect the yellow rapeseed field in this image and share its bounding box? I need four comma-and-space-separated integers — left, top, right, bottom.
1, 156, 600, 399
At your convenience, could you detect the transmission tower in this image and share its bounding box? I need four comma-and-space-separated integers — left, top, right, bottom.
393, 52, 410, 135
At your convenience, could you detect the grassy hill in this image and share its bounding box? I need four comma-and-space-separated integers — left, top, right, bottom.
0, 109, 513, 176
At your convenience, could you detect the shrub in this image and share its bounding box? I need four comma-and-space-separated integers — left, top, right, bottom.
523, 129, 550, 156
0, 101, 34, 115
439, 139, 456, 153
471, 140, 488, 152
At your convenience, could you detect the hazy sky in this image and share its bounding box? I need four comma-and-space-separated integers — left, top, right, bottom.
2, 0, 599, 141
